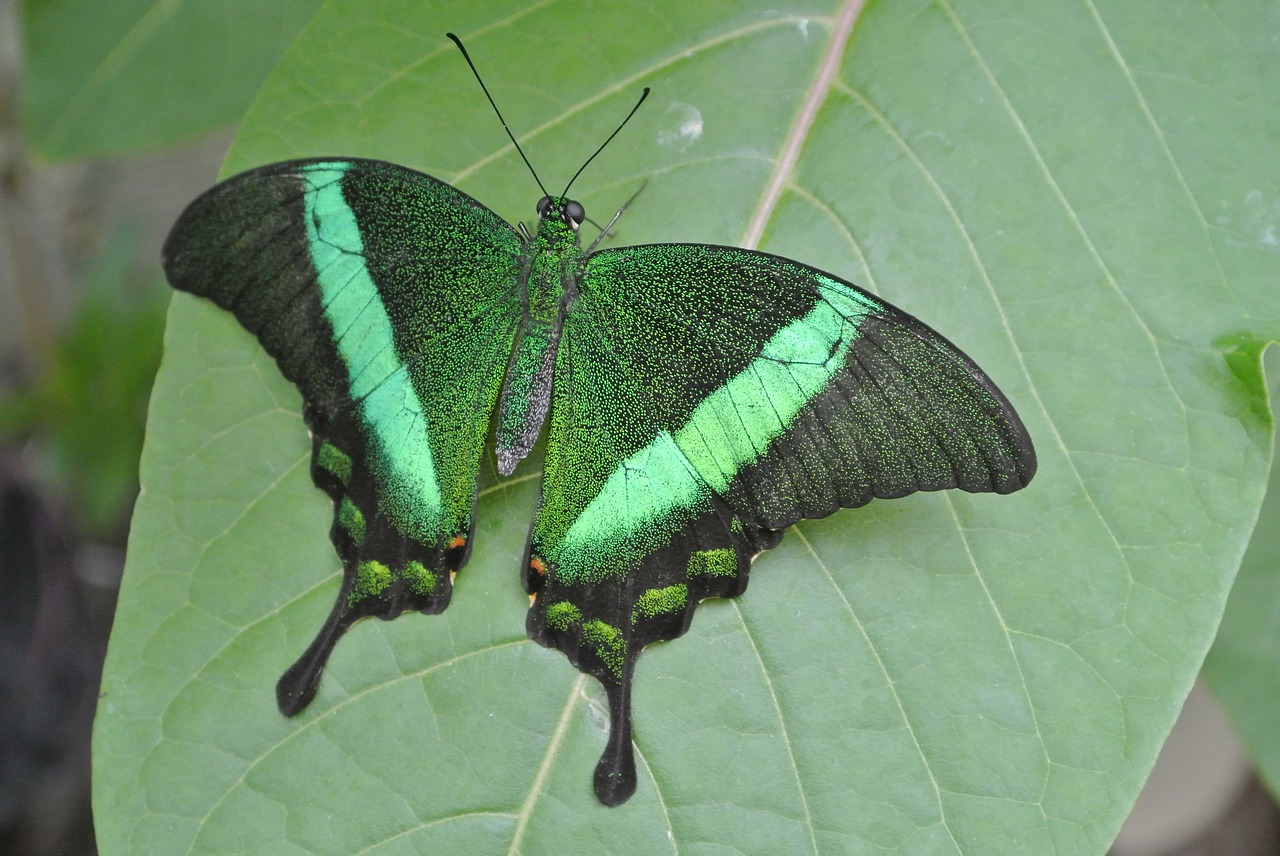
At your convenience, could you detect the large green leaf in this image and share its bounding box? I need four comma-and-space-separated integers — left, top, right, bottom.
95, 0, 1280, 853
19, 0, 323, 158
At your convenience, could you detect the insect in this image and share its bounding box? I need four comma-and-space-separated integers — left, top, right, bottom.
161, 33, 1036, 806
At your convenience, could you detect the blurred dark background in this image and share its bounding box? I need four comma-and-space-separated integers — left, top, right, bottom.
1, 1, 222, 852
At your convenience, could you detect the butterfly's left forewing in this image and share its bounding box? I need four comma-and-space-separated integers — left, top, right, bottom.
526, 243, 1036, 804
163, 159, 524, 713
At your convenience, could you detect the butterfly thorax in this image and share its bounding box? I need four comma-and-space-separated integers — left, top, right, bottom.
524, 198, 583, 319
494, 197, 585, 475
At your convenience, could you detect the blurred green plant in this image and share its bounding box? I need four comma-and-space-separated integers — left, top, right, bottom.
1204, 347, 1280, 799
0, 236, 166, 540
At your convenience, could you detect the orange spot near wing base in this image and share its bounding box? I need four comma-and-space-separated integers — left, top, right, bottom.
448, 535, 466, 549
529, 556, 547, 575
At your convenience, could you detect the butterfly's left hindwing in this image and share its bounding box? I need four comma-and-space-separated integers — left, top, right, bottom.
163, 159, 523, 713
526, 243, 1036, 804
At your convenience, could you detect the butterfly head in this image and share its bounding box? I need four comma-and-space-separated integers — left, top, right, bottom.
536, 195, 586, 232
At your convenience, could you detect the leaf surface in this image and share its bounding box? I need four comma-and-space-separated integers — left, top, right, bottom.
96, 1, 1280, 853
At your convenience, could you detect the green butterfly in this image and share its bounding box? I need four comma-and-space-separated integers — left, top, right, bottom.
162, 34, 1035, 807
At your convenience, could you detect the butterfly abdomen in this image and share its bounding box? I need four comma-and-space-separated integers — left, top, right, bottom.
495, 317, 559, 476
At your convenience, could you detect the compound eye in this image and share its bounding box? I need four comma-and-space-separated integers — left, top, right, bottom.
536, 196, 552, 216
565, 200, 585, 224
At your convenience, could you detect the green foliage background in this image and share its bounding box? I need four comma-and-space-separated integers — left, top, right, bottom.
26, 0, 1276, 853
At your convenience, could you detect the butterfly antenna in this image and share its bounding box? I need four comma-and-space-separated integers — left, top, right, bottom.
560, 87, 650, 199
447, 32, 549, 198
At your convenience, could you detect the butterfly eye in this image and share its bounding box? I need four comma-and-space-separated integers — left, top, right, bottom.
536, 196, 552, 216
565, 200, 585, 225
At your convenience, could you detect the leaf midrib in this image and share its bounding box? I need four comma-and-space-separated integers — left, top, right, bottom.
448, 12, 832, 189
501, 0, 871, 839
742, 0, 866, 249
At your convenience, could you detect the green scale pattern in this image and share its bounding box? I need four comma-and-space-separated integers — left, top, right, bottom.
163, 154, 1036, 807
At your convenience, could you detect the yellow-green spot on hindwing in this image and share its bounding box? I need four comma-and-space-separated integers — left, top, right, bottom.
581, 619, 626, 679
687, 548, 737, 579
339, 497, 366, 546
545, 601, 582, 631
402, 561, 436, 596
631, 584, 688, 624
349, 560, 393, 605
317, 440, 353, 485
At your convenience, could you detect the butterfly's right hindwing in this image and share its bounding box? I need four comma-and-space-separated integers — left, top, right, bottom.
162, 158, 523, 713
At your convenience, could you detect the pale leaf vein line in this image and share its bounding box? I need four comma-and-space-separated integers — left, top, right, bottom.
42, 0, 181, 148
188, 638, 529, 838
451, 14, 824, 187
936, 0, 1189, 448
1081, 0, 1238, 306
943, 495, 1054, 810
743, 0, 867, 248
732, 600, 819, 854
793, 526, 961, 847
506, 673, 587, 856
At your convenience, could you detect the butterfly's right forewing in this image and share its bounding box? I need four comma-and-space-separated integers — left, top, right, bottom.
162, 158, 524, 713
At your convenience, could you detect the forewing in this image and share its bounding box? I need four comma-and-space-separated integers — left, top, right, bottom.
162, 158, 523, 713
525, 243, 1035, 804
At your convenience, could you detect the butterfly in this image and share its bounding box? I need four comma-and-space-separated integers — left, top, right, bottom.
161, 33, 1036, 806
